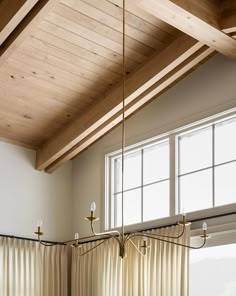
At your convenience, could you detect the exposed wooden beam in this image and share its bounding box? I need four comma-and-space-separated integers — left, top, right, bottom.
0, 0, 60, 67
45, 45, 215, 173
0, 0, 39, 46
133, 0, 236, 59
36, 34, 207, 171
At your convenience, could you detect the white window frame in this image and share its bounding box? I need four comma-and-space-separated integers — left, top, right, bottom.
105, 108, 236, 231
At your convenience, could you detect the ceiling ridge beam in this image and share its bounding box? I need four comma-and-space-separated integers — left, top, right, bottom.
133, 0, 236, 59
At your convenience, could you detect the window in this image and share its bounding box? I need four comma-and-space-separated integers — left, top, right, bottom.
106, 111, 236, 229
178, 117, 236, 213
190, 244, 236, 296
108, 139, 169, 228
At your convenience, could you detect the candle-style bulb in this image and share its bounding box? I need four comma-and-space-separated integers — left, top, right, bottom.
182, 208, 186, 216
203, 222, 207, 231
37, 219, 42, 227
74, 233, 79, 240
90, 202, 96, 212
143, 236, 147, 242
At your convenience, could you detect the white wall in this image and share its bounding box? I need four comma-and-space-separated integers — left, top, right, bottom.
0, 142, 73, 242
72, 54, 236, 237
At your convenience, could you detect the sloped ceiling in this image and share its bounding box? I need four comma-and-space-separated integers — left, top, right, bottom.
0, 0, 235, 172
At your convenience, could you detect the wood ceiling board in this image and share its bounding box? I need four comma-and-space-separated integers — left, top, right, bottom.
221, 13, 236, 34
53, 3, 155, 56
36, 35, 204, 170
38, 20, 139, 70
221, 0, 236, 16
107, 0, 179, 36
44, 12, 148, 64
10, 50, 108, 96
0, 0, 60, 67
0, 113, 58, 147
18, 44, 115, 88
25, 35, 121, 82
0, 93, 73, 129
0, 65, 92, 111
133, 0, 236, 59
75, 0, 173, 43
46, 46, 215, 173
60, 0, 166, 50
0, 94, 84, 131
29, 30, 125, 75
6, 57, 102, 101
0, 0, 39, 45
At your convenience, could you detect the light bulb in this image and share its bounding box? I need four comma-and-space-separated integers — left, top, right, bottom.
182, 208, 186, 216
90, 202, 96, 212
143, 236, 147, 242
202, 222, 207, 231
74, 233, 79, 240
37, 219, 42, 227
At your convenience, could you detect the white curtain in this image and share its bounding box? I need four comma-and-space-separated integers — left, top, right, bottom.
0, 237, 68, 296
72, 225, 190, 296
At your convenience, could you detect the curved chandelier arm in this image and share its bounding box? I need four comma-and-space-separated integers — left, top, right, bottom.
127, 224, 186, 242
37, 236, 61, 247
129, 233, 207, 250
76, 237, 114, 256
90, 221, 121, 244
128, 238, 144, 256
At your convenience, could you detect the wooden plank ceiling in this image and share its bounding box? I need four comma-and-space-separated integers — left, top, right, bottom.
0, 0, 235, 172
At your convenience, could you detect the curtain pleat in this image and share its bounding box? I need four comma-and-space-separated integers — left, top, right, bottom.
72, 225, 190, 296
0, 237, 67, 296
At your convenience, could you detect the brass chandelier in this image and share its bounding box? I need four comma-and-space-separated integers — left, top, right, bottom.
34, 0, 209, 258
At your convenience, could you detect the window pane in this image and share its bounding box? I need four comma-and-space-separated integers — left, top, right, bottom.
114, 151, 141, 193
143, 181, 169, 221
179, 169, 212, 213
179, 127, 212, 174
215, 118, 236, 165
143, 141, 169, 185
190, 244, 236, 296
114, 188, 141, 227
215, 162, 236, 206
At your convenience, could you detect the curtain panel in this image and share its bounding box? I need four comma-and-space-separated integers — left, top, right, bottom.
72, 225, 190, 296
0, 237, 68, 296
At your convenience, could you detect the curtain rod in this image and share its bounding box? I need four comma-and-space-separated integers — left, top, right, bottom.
0, 233, 66, 245
1, 211, 236, 245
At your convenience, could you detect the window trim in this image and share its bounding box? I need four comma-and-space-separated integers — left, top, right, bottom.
105, 107, 236, 231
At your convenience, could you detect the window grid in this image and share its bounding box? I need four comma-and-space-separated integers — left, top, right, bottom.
111, 140, 169, 228
177, 120, 236, 213
106, 111, 236, 230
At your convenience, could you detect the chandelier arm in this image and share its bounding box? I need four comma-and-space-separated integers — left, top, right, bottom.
90, 221, 121, 244
127, 224, 186, 241
38, 236, 60, 247
76, 237, 114, 256
128, 238, 144, 256
129, 234, 207, 250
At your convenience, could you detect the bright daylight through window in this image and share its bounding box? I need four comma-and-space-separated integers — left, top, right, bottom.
190, 244, 236, 296
106, 112, 236, 229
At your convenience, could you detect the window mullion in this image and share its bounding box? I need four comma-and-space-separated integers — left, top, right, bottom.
212, 124, 215, 207
141, 149, 144, 223
169, 135, 176, 216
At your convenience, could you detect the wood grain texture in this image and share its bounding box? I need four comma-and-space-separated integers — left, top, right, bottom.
0, 0, 60, 66
0, 0, 39, 45
133, 0, 236, 59
36, 35, 204, 170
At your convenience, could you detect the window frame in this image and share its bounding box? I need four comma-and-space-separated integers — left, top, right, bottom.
105, 108, 236, 231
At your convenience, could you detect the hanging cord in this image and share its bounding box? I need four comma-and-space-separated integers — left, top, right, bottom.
121, 0, 126, 243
